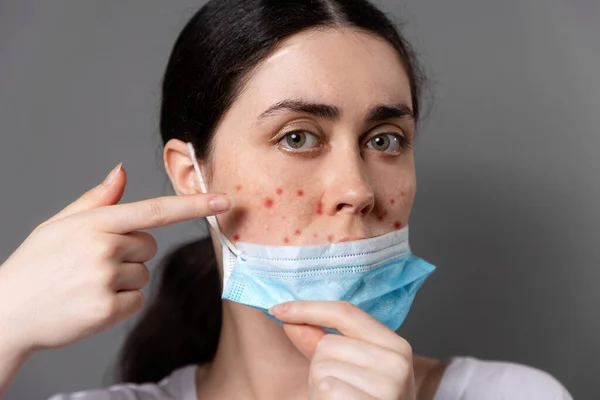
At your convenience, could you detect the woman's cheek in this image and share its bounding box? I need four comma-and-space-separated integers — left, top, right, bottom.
396, 182, 416, 226
215, 184, 315, 245
375, 180, 415, 230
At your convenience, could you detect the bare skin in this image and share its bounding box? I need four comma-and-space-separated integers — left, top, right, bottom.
0, 26, 446, 400
193, 348, 445, 400
0, 166, 232, 397
165, 27, 446, 400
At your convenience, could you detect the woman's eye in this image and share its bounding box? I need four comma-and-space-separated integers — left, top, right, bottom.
278, 130, 319, 150
366, 133, 408, 153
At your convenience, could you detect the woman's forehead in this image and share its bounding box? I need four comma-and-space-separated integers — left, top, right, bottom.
236, 27, 413, 117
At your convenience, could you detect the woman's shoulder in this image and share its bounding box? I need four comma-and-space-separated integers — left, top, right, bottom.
434, 356, 573, 400
46, 365, 198, 400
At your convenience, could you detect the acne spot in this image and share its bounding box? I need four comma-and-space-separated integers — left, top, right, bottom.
233, 234, 240, 241
400, 191, 406, 197
236, 185, 242, 192
390, 199, 396, 205
294, 229, 301, 236
316, 201, 324, 215
377, 210, 389, 221
313, 233, 318, 238
264, 197, 274, 208
284, 237, 290, 244
297, 190, 304, 197
327, 235, 333, 243
276, 188, 283, 196
394, 221, 403, 229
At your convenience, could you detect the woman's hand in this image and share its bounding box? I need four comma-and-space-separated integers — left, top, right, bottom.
270, 301, 415, 400
0, 163, 231, 355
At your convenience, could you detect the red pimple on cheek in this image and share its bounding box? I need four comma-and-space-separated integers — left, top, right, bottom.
400, 191, 406, 197
236, 185, 242, 192
297, 190, 304, 197
316, 201, 323, 215
327, 235, 333, 243
264, 197, 274, 208
233, 234, 240, 241
294, 229, 301, 236
313, 233, 318, 238
276, 188, 283, 196
284, 237, 290, 244
394, 221, 403, 229
390, 199, 396, 205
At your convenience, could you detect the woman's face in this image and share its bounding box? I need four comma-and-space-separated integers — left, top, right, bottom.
208, 27, 416, 245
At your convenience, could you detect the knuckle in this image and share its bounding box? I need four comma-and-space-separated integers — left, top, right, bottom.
310, 359, 331, 381
189, 195, 208, 218
337, 301, 356, 316
97, 266, 119, 288
378, 380, 401, 398
395, 337, 413, 356
128, 291, 145, 313
139, 264, 151, 287
95, 296, 119, 321
79, 189, 96, 204
318, 377, 337, 395
145, 235, 159, 258
93, 238, 118, 260
315, 334, 337, 355
389, 353, 411, 374
145, 199, 167, 226
320, 333, 338, 344
33, 222, 48, 234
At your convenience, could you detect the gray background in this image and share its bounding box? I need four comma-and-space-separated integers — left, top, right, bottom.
0, 0, 597, 398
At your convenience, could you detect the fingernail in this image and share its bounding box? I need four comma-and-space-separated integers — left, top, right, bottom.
209, 195, 231, 213
268, 302, 288, 316
103, 162, 122, 185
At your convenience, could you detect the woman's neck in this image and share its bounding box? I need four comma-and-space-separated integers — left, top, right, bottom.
195, 301, 446, 400
196, 301, 310, 400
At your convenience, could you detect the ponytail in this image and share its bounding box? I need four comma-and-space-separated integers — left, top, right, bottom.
117, 237, 221, 383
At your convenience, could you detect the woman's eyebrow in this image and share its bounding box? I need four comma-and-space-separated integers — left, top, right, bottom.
256, 99, 340, 123
365, 104, 414, 123
255, 99, 414, 124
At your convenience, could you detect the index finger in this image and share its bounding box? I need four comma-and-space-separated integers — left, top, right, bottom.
87, 193, 231, 234
270, 301, 410, 354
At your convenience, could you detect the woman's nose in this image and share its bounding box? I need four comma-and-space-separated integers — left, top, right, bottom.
320, 152, 375, 217
335, 188, 375, 216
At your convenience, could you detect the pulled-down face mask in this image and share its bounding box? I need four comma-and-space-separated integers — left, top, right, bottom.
187, 142, 435, 331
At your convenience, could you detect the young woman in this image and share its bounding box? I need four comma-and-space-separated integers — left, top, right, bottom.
0, 1, 572, 399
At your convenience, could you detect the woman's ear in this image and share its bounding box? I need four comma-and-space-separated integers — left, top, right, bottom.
163, 138, 206, 195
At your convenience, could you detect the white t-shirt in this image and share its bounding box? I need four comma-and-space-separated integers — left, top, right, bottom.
47, 357, 573, 400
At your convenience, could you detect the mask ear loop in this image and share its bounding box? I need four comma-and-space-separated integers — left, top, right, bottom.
186, 142, 241, 257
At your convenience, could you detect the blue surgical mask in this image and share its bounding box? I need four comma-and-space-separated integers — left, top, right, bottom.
187, 143, 435, 331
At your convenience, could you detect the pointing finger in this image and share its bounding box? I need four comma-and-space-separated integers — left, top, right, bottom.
89, 193, 232, 234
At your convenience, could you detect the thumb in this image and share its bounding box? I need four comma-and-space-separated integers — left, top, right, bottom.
43, 163, 127, 226
283, 323, 327, 360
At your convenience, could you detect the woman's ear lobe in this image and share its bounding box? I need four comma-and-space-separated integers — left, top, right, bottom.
163, 138, 202, 195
